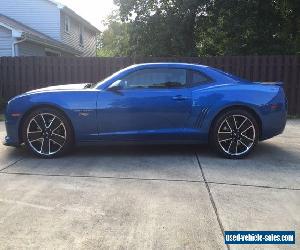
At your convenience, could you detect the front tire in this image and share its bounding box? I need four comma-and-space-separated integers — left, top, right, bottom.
211, 109, 259, 159
22, 107, 73, 158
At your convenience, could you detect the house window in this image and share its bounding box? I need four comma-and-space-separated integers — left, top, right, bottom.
65, 16, 70, 33
79, 25, 84, 47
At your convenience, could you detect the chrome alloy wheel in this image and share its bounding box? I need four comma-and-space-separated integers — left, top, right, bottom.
217, 115, 256, 156
26, 113, 67, 156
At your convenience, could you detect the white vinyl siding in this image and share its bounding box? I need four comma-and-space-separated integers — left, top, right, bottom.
60, 12, 96, 56
0, 0, 61, 41
0, 0, 97, 56
83, 28, 97, 56
0, 26, 12, 56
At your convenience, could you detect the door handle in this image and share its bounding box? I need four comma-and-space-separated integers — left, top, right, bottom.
172, 95, 188, 101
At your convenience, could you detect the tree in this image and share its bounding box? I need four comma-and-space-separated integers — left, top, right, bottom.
197, 0, 300, 55
113, 0, 205, 56
277, 0, 300, 54
98, 0, 300, 57
97, 14, 131, 56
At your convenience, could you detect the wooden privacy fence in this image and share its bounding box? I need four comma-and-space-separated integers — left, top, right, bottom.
0, 55, 300, 115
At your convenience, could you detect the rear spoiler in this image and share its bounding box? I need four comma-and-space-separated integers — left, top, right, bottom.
254, 81, 284, 86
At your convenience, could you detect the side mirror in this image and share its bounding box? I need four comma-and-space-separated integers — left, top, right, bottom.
107, 80, 123, 93
108, 85, 122, 92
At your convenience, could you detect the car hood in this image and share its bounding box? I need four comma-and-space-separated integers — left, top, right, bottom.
25, 83, 88, 94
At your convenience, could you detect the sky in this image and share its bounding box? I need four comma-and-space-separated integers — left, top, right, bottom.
57, 0, 117, 31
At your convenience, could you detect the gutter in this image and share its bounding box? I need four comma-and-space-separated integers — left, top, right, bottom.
10, 30, 25, 57
10, 30, 81, 57
25, 33, 82, 56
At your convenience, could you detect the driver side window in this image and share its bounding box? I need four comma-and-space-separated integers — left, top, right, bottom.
121, 68, 187, 89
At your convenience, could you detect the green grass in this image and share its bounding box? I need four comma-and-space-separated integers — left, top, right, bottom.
287, 115, 300, 119
0, 114, 4, 122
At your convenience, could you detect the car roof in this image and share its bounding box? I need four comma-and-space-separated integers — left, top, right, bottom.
127, 63, 249, 83
96, 62, 245, 89
128, 62, 209, 69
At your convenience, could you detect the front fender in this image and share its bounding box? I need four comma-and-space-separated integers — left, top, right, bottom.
5, 90, 99, 146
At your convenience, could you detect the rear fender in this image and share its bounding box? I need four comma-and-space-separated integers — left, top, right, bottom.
194, 83, 283, 141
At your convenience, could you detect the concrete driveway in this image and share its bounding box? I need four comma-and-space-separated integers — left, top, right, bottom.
0, 121, 299, 249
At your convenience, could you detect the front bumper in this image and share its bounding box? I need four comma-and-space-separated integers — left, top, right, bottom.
3, 138, 10, 146
3, 135, 19, 147
3, 118, 21, 147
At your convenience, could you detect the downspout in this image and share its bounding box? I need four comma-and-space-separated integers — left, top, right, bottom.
12, 33, 26, 57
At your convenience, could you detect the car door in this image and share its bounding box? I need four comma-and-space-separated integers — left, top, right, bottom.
97, 67, 192, 141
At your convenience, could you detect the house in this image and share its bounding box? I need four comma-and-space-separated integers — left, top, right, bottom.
0, 0, 99, 57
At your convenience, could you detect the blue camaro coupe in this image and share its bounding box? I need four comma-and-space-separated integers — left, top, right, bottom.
4, 63, 287, 159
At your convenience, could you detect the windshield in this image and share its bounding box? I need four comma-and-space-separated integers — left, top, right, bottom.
83, 68, 128, 89
94, 68, 132, 88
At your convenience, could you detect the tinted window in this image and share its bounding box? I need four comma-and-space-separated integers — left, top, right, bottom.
190, 70, 212, 85
122, 68, 187, 89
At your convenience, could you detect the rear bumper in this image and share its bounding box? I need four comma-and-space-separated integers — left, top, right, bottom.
260, 120, 286, 141
259, 85, 287, 141
260, 105, 287, 141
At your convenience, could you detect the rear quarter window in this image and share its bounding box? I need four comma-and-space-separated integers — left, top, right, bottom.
189, 70, 213, 86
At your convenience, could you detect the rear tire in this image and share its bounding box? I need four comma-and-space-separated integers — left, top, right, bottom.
211, 109, 259, 159
22, 107, 73, 158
